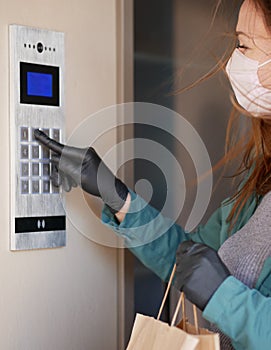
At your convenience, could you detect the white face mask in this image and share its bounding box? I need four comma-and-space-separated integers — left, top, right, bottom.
226, 48, 271, 116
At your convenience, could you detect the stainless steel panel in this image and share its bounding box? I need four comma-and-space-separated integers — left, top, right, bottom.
9, 25, 65, 250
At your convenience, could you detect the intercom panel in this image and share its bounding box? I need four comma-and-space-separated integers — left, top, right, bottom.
9, 25, 65, 250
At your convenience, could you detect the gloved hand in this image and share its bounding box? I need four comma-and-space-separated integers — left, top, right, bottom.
34, 129, 129, 214
174, 240, 230, 311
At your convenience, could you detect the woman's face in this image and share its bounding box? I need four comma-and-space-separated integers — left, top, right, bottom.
236, 0, 271, 87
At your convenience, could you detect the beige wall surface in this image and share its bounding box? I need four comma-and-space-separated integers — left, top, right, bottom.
0, 0, 121, 349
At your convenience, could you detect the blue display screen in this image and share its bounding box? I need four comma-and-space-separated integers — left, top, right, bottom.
27, 72, 53, 98
21, 62, 59, 106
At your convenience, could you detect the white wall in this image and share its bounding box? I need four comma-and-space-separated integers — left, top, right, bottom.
0, 1, 121, 349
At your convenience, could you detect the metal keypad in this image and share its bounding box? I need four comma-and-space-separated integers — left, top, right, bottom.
19, 126, 61, 194
32, 145, 39, 159
21, 145, 29, 159
21, 127, 29, 141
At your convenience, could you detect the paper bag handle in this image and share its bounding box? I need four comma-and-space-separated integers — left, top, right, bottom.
157, 264, 176, 320
157, 263, 199, 334
171, 292, 184, 326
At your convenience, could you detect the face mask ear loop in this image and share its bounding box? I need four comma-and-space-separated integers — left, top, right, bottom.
258, 58, 271, 68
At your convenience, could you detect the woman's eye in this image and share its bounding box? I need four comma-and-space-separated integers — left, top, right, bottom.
236, 40, 248, 50
237, 44, 247, 49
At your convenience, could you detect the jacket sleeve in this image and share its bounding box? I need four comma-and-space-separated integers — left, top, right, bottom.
203, 276, 271, 350
101, 189, 232, 281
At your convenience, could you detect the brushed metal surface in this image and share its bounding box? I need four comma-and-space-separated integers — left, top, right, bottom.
9, 24, 66, 250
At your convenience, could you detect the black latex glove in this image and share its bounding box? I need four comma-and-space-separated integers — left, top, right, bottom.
34, 129, 128, 214
174, 240, 230, 311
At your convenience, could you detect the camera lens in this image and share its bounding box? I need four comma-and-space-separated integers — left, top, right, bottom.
37, 42, 43, 53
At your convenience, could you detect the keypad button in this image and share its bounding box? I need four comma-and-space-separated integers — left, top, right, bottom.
42, 128, 49, 136
32, 180, 40, 194
20, 127, 29, 141
52, 128, 60, 142
32, 145, 40, 159
42, 163, 50, 177
32, 163, 40, 177
43, 180, 50, 193
21, 145, 29, 159
31, 128, 37, 141
21, 180, 29, 194
42, 146, 50, 159
21, 162, 29, 177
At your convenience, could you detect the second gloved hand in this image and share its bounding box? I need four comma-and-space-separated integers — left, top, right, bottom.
34, 129, 128, 214
174, 241, 230, 311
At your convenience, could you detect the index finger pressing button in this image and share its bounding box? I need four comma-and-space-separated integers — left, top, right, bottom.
34, 129, 64, 154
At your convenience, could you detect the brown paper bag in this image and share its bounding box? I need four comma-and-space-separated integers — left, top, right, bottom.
177, 294, 220, 350
126, 264, 199, 350
126, 313, 199, 350
126, 264, 220, 350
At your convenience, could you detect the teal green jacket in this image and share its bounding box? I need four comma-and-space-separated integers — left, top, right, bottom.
102, 190, 271, 350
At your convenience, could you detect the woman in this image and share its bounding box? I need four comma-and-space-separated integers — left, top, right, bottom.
35, 0, 271, 348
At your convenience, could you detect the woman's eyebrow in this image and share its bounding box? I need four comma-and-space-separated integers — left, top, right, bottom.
236, 31, 248, 36
235, 31, 253, 41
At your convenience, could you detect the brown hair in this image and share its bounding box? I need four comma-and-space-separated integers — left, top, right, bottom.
220, 113, 271, 234
174, 0, 271, 234
253, 0, 271, 27
216, 0, 271, 233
